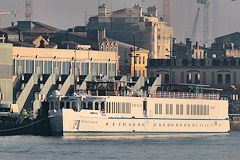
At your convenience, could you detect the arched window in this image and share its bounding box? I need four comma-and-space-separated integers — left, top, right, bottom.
217, 74, 222, 84
66, 101, 70, 109
187, 73, 192, 83
88, 102, 93, 110
101, 102, 105, 111
60, 101, 64, 109
226, 74, 231, 84
95, 102, 99, 110
194, 73, 200, 84
164, 74, 169, 84
82, 102, 86, 109
55, 102, 58, 110
72, 101, 78, 111
50, 101, 54, 110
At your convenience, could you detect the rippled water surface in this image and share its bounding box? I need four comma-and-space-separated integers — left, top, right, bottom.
0, 132, 240, 160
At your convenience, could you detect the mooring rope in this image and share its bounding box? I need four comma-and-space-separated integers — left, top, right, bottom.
0, 118, 44, 132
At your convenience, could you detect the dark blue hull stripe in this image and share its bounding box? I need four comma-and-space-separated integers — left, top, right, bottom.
108, 117, 228, 121
63, 131, 230, 134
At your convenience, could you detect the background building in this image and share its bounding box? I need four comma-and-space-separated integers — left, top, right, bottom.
0, 44, 119, 113
0, 43, 13, 105
13, 46, 118, 76
87, 4, 173, 59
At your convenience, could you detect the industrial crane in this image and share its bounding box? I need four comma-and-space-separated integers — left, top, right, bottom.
191, 8, 200, 44
163, 0, 171, 25
196, 0, 210, 46
197, 0, 239, 46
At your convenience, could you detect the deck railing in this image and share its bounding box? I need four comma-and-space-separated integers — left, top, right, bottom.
151, 92, 221, 100
115, 90, 223, 100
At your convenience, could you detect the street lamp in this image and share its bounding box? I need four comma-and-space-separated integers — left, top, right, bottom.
166, 39, 175, 86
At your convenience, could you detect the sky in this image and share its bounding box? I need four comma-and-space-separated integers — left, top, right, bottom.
0, 0, 240, 44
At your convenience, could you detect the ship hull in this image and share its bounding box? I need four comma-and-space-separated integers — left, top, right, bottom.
49, 109, 230, 136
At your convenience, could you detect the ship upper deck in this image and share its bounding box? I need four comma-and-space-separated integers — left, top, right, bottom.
150, 91, 226, 100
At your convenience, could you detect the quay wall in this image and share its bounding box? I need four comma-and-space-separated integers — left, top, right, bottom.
230, 120, 240, 131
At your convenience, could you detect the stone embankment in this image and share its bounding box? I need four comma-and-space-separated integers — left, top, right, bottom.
230, 118, 240, 131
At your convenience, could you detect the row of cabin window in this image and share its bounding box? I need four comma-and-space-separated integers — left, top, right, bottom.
105, 122, 216, 128
154, 103, 210, 116
187, 105, 209, 115
51, 101, 106, 111
106, 102, 131, 114
81, 101, 105, 110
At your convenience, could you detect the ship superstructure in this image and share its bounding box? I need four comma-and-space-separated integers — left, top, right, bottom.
48, 78, 230, 136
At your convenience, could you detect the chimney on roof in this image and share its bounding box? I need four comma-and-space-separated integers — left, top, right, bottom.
195, 41, 199, 50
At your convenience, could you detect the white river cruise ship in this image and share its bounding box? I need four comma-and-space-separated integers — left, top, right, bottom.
48, 80, 230, 136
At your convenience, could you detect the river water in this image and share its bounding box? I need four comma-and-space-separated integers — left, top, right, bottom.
0, 132, 239, 160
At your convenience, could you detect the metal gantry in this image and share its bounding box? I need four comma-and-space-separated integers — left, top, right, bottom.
25, 0, 33, 21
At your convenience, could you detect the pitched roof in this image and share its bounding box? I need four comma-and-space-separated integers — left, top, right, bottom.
2, 21, 61, 34
215, 32, 240, 43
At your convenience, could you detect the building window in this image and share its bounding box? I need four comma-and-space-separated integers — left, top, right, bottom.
88, 102, 93, 110
164, 74, 170, 84
226, 74, 231, 84
143, 57, 145, 64
44, 61, 52, 74
139, 57, 141, 64
155, 104, 159, 114
187, 73, 192, 83
217, 74, 222, 84
82, 102, 86, 109
35, 60, 43, 74
170, 104, 173, 114
101, 102, 105, 111
159, 104, 162, 114
195, 73, 200, 84
187, 105, 190, 115
176, 104, 180, 115
26, 60, 34, 74
180, 104, 183, 115
166, 104, 169, 114
66, 101, 70, 109
72, 101, 78, 111
62, 61, 69, 74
